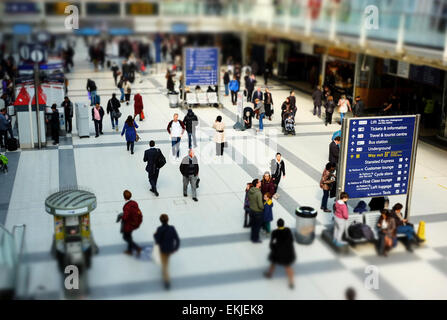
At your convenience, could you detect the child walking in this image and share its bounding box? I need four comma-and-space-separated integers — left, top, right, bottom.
263, 193, 274, 234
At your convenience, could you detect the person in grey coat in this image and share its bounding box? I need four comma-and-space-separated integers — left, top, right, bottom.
312, 86, 323, 117
254, 99, 266, 132
179, 149, 199, 202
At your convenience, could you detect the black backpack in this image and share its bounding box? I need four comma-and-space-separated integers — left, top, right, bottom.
348, 223, 364, 239
156, 150, 166, 169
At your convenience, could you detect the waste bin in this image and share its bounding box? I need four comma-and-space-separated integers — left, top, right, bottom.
168, 92, 179, 108
295, 206, 318, 244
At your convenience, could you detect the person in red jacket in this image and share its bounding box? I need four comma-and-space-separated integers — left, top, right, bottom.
122, 190, 142, 256
134, 93, 144, 121
261, 172, 276, 196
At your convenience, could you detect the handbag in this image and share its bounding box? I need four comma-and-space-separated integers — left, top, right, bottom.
151, 244, 161, 265
140, 110, 145, 120
384, 235, 393, 248
135, 133, 140, 142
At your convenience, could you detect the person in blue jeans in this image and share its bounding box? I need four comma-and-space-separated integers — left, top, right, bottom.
166, 114, 186, 159
254, 99, 266, 132
118, 76, 125, 102
391, 203, 423, 252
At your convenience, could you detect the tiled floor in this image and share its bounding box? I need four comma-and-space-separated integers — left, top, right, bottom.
3, 39, 447, 300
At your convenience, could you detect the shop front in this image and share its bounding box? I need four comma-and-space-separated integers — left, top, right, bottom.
355, 54, 446, 139
323, 47, 356, 103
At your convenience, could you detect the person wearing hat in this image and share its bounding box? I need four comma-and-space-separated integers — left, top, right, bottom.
46, 104, 60, 145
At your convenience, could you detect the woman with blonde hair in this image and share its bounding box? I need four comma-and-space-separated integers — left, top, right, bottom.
337, 94, 351, 124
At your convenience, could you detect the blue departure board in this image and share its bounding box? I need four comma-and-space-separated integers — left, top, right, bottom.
184, 47, 219, 86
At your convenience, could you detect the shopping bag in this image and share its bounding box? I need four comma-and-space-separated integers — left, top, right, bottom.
140, 111, 145, 120
152, 244, 161, 265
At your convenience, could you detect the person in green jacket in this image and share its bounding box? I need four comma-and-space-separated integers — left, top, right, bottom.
248, 179, 264, 243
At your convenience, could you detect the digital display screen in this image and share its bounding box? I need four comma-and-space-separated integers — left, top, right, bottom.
45, 2, 81, 16
126, 2, 158, 15
86, 2, 120, 15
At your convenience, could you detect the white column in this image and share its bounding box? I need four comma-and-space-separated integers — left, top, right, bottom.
396, 13, 406, 54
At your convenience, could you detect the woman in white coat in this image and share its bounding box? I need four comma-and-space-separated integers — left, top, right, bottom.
213, 116, 225, 156
337, 94, 351, 124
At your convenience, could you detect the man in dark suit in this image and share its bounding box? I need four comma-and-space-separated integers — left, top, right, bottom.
288, 90, 297, 116
329, 136, 341, 165
246, 74, 256, 102
252, 87, 263, 105
143, 140, 164, 197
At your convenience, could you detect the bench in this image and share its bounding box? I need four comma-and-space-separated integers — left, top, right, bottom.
183, 92, 221, 109
344, 211, 408, 244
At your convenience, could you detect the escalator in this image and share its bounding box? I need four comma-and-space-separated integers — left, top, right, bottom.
0, 224, 29, 300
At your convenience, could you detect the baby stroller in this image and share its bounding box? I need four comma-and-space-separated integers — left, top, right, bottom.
0, 153, 8, 173
283, 112, 296, 135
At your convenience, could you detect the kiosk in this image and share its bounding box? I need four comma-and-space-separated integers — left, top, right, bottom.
45, 189, 99, 272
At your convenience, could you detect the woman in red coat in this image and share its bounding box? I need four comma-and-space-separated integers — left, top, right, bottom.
261, 172, 276, 196
134, 93, 144, 121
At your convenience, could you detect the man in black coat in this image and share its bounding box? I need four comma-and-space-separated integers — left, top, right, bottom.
61, 96, 73, 133
246, 74, 256, 102
47, 104, 60, 145
106, 93, 121, 131
183, 109, 199, 149
312, 86, 323, 117
154, 214, 180, 290
143, 140, 164, 197
288, 90, 297, 116
329, 136, 341, 165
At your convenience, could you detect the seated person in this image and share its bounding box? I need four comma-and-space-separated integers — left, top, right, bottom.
243, 106, 254, 129
391, 203, 423, 252
377, 209, 397, 257
284, 114, 295, 134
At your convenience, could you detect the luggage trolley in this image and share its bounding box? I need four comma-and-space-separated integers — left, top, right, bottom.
45, 189, 99, 274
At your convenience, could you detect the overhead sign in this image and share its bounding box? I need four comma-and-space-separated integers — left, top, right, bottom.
342, 116, 417, 199
184, 47, 219, 87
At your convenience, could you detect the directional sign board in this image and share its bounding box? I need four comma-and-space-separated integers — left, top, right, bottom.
342, 116, 418, 199
184, 47, 219, 87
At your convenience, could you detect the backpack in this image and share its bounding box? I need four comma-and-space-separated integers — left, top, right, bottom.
129, 208, 143, 230
156, 150, 166, 169
361, 224, 375, 241
348, 223, 364, 239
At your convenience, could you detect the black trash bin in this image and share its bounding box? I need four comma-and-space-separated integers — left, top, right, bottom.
295, 206, 318, 244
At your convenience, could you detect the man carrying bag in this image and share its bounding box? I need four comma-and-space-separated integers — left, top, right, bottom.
143, 140, 166, 197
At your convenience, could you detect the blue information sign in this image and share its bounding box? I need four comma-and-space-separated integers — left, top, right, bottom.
184, 47, 219, 86
343, 116, 416, 198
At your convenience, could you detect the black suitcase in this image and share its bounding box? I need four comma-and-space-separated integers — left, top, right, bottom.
6, 138, 18, 151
